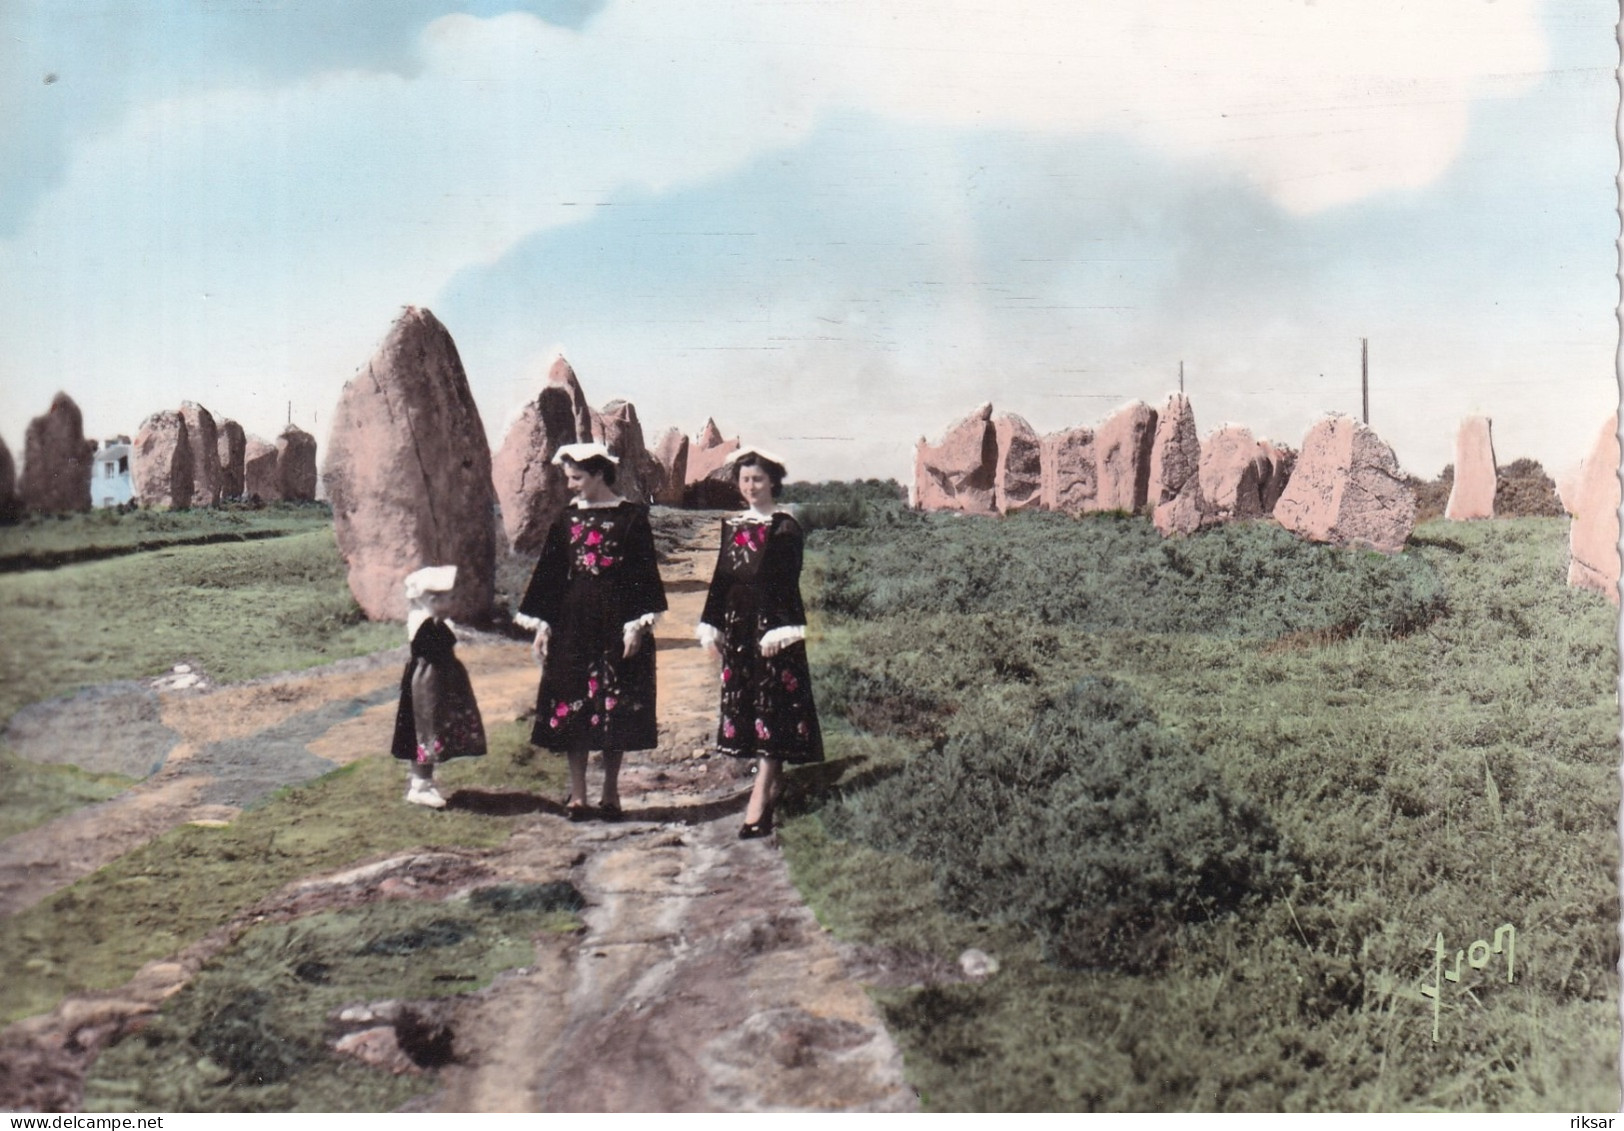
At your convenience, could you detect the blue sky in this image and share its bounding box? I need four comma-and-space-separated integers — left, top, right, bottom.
1, 0, 1615, 484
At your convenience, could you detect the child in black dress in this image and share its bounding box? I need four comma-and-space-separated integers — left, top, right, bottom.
392, 565, 487, 808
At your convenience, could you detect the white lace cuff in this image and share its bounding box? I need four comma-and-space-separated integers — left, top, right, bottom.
759, 625, 805, 650
623, 612, 661, 634
513, 611, 545, 633
697, 622, 723, 651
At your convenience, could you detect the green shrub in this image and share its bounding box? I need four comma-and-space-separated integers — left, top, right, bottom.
828, 677, 1297, 971
812, 513, 1444, 639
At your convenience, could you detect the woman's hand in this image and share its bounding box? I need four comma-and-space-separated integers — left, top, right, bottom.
531, 625, 550, 669
622, 624, 646, 659
760, 637, 785, 658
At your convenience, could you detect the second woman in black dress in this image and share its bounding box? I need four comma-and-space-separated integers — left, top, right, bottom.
699, 447, 823, 838
518, 443, 667, 819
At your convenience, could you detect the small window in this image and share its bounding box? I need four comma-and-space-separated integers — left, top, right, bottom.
119, 456, 129, 474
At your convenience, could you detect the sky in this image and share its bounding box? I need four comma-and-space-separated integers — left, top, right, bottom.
0, 0, 1616, 486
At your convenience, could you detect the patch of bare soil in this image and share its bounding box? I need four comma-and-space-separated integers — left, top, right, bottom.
0, 511, 918, 1112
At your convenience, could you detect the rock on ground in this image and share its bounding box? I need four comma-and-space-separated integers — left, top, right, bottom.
179, 402, 222, 507
276, 425, 318, 502
244, 436, 279, 501
1566, 413, 1620, 602
1256, 441, 1295, 514
324, 306, 496, 622
1273, 416, 1416, 554
1039, 426, 1096, 516
595, 399, 654, 505
685, 419, 743, 509
217, 419, 246, 500
1445, 415, 1497, 521
993, 412, 1042, 514
1147, 392, 1200, 509
650, 427, 689, 507
1095, 400, 1158, 514
1199, 425, 1267, 522
132, 410, 194, 510
492, 357, 593, 556
19, 393, 94, 515
0, 436, 19, 523
914, 403, 997, 514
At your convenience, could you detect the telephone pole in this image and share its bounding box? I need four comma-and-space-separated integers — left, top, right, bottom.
1179, 360, 1185, 395
1361, 339, 1369, 425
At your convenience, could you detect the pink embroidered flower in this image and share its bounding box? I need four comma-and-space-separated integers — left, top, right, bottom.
798, 721, 809, 736
755, 719, 771, 740
549, 717, 560, 729
570, 523, 585, 542
721, 667, 731, 683
605, 695, 617, 710
599, 556, 614, 567
590, 714, 600, 725
723, 719, 736, 738
780, 670, 799, 691
734, 529, 751, 547
588, 677, 599, 696
555, 702, 570, 718
583, 551, 598, 568
586, 529, 602, 545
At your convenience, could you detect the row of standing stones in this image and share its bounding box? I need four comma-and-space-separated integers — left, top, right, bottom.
913, 398, 1621, 602
5, 304, 1618, 613
0, 392, 319, 519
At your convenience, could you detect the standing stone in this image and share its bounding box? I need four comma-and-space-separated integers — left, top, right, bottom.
1445, 415, 1497, 521
18, 393, 94, 514
1256, 441, 1296, 514
177, 402, 222, 507
913, 403, 997, 514
275, 425, 318, 502
597, 399, 653, 505
217, 419, 246, 500
650, 427, 689, 507
492, 357, 594, 555
1566, 413, 1620, 602
244, 436, 279, 501
1147, 393, 1200, 508
0, 436, 19, 523
1200, 425, 1268, 522
1153, 476, 1207, 537
323, 307, 496, 622
1274, 416, 1416, 554
1094, 400, 1158, 514
685, 418, 743, 509
993, 413, 1043, 514
132, 410, 194, 510
1039, 426, 1097, 516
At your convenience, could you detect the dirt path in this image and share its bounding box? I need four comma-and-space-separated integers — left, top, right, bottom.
0, 513, 918, 1112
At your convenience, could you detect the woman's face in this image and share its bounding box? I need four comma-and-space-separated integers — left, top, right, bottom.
737, 464, 774, 508
564, 462, 605, 496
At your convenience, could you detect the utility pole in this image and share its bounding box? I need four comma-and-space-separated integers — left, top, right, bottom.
1179, 360, 1185, 395
1361, 338, 1369, 425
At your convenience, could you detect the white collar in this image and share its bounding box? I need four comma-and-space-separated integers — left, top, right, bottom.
737, 506, 779, 523
572, 496, 625, 510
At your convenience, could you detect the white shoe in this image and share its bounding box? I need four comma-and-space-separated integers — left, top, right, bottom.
406, 778, 447, 809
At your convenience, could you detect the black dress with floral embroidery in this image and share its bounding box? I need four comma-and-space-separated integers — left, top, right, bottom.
519, 501, 668, 752
389, 617, 487, 761
700, 512, 823, 763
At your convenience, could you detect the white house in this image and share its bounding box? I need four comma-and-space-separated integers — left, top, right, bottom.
95, 436, 133, 507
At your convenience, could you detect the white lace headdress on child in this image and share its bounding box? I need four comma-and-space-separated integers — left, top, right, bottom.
404, 565, 458, 641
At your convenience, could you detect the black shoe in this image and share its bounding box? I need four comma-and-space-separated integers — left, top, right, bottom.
738, 812, 774, 840
598, 800, 624, 822
564, 795, 593, 822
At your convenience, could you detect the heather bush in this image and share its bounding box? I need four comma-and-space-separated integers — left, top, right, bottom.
827, 677, 1296, 972
812, 512, 1444, 638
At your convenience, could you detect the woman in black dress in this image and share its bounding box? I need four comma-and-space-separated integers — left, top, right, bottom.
698, 448, 823, 838
517, 443, 667, 820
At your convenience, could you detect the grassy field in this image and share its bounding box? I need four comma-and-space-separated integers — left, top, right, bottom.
0, 503, 335, 571
779, 510, 1620, 1111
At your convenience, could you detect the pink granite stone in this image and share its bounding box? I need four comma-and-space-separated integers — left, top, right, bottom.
914, 403, 997, 514
1147, 393, 1200, 508
179, 402, 221, 507
1273, 416, 1416, 554
18, 393, 94, 514
597, 399, 653, 505
323, 307, 495, 622
0, 436, 20, 522
650, 427, 689, 507
994, 412, 1043, 514
492, 358, 593, 554
1153, 476, 1207, 536
243, 436, 279, 501
1094, 400, 1158, 514
1256, 441, 1296, 514
1039, 426, 1097, 516
684, 418, 744, 508
1566, 413, 1620, 602
275, 425, 318, 502
1444, 415, 1497, 521
132, 410, 194, 510
1199, 425, 1267, 521
216, 419, 246, 500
